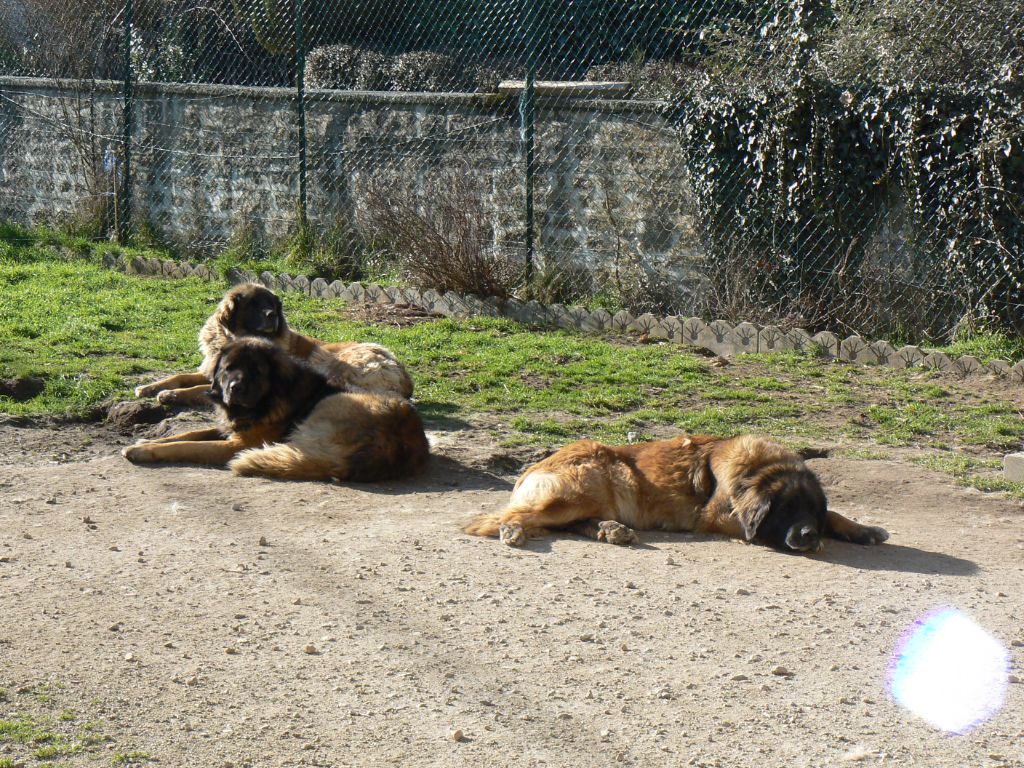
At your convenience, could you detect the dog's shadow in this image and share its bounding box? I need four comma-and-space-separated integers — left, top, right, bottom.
509, 530, 978, 576
121, 452, 514, 494
813, 540, 977, 576
334, 454, 515, 496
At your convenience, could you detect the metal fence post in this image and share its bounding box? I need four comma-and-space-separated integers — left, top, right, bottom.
520, 0, 538, 280
295, 0, 308, 233
118, 0, 134, 243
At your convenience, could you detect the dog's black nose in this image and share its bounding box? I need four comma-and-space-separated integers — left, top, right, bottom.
785, 524, 820, 551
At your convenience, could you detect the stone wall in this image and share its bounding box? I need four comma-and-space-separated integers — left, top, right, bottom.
0, 76, 702, 286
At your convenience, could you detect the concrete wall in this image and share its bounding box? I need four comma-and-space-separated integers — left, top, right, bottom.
0, 76, 702, 285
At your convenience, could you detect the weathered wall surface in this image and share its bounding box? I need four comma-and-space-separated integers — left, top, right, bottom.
0, 77, 702, 281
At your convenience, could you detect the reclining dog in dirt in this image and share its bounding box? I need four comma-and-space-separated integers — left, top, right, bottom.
135, 283, 413, 406
465, 434, 888, 553
123, 337, 429, 482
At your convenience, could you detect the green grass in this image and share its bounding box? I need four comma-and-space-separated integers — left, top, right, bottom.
942, 326, 1024, 364
2, 237, 1024, 492
0, 685, 129, 766
909, 453, 1024, 500
0, 713, 81, 763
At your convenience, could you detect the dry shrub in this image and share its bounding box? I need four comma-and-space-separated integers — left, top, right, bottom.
360, 172, 524, 299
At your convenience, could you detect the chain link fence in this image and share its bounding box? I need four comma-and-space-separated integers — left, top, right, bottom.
1, 0, 1022, 342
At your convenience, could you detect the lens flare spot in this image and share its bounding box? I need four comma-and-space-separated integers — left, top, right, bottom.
888, 607, 1009, 733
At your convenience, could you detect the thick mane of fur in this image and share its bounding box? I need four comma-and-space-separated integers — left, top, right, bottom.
210, 338, 340, 434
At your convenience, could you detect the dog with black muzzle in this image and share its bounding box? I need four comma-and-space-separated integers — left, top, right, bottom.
464, 434, 888, 553
135, 283, 413, 406
123, 337, 429, 483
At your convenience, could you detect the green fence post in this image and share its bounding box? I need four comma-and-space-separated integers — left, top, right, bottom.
295, 0, 308, 234
520, 0, 538, 280
119, 0, 134, 243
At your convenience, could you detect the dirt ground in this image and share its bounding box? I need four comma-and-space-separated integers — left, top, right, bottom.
1, 412, 1023, 768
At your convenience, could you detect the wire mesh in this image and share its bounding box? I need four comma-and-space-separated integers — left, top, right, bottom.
0, 0, 1021, 341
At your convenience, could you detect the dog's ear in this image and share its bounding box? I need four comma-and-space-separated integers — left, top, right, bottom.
219, 291, 241, 331
264, 343, 297, 383
272, 292, 285, 325
206, 352, 225, 401
733, 490, 772, 541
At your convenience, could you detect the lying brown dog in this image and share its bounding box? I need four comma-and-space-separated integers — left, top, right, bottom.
465, 434, 888, 553
123, 337, 429, 482
135, 283, 413, 405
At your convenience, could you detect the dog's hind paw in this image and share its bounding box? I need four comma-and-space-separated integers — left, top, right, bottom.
122, 444, 151, 463
854, 525, 889, 545
499, 523, 527, 547
596, 520, 639, 546
156, 389, 180, 405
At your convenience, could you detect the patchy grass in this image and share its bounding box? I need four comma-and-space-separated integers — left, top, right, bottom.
908, 453, 1024, 500
2, 241, 1024, 493
112, 751, 152, 766
0, 684, 135, 767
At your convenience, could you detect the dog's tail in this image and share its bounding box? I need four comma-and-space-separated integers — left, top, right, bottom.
464, 470, 572, 537
463, 511, 504, 538
229, 443, 335, 481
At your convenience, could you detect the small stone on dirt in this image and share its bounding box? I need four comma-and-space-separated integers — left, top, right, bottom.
735, 588, 751, 595
451, 729, 465, 742
303, 644, 318, 655
771, 665, 792, 677
259, 536, 269, 547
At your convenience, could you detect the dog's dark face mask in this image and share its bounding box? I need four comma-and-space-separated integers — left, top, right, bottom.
209, 344, 273, 411
229, 289, 283, 337
738, 474, 828, 552
758, 482, 828, 552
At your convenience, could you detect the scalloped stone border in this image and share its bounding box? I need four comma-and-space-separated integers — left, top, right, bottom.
102, 253, 1024, 385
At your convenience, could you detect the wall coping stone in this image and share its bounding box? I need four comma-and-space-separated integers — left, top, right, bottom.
0, 75, 662, 113
102, 252, 1024, 385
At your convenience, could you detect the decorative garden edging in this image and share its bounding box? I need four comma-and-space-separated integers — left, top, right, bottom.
101, 253, 1024, 385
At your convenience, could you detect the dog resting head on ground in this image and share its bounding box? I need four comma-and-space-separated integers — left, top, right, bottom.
208, 337, 429, 482
463, 434, 888, 553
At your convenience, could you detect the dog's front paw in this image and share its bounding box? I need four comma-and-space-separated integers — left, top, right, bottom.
134, 383, 158, 398
596, 520, 639, 546
122, 444, 155, 463
499, 523, 527, 547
